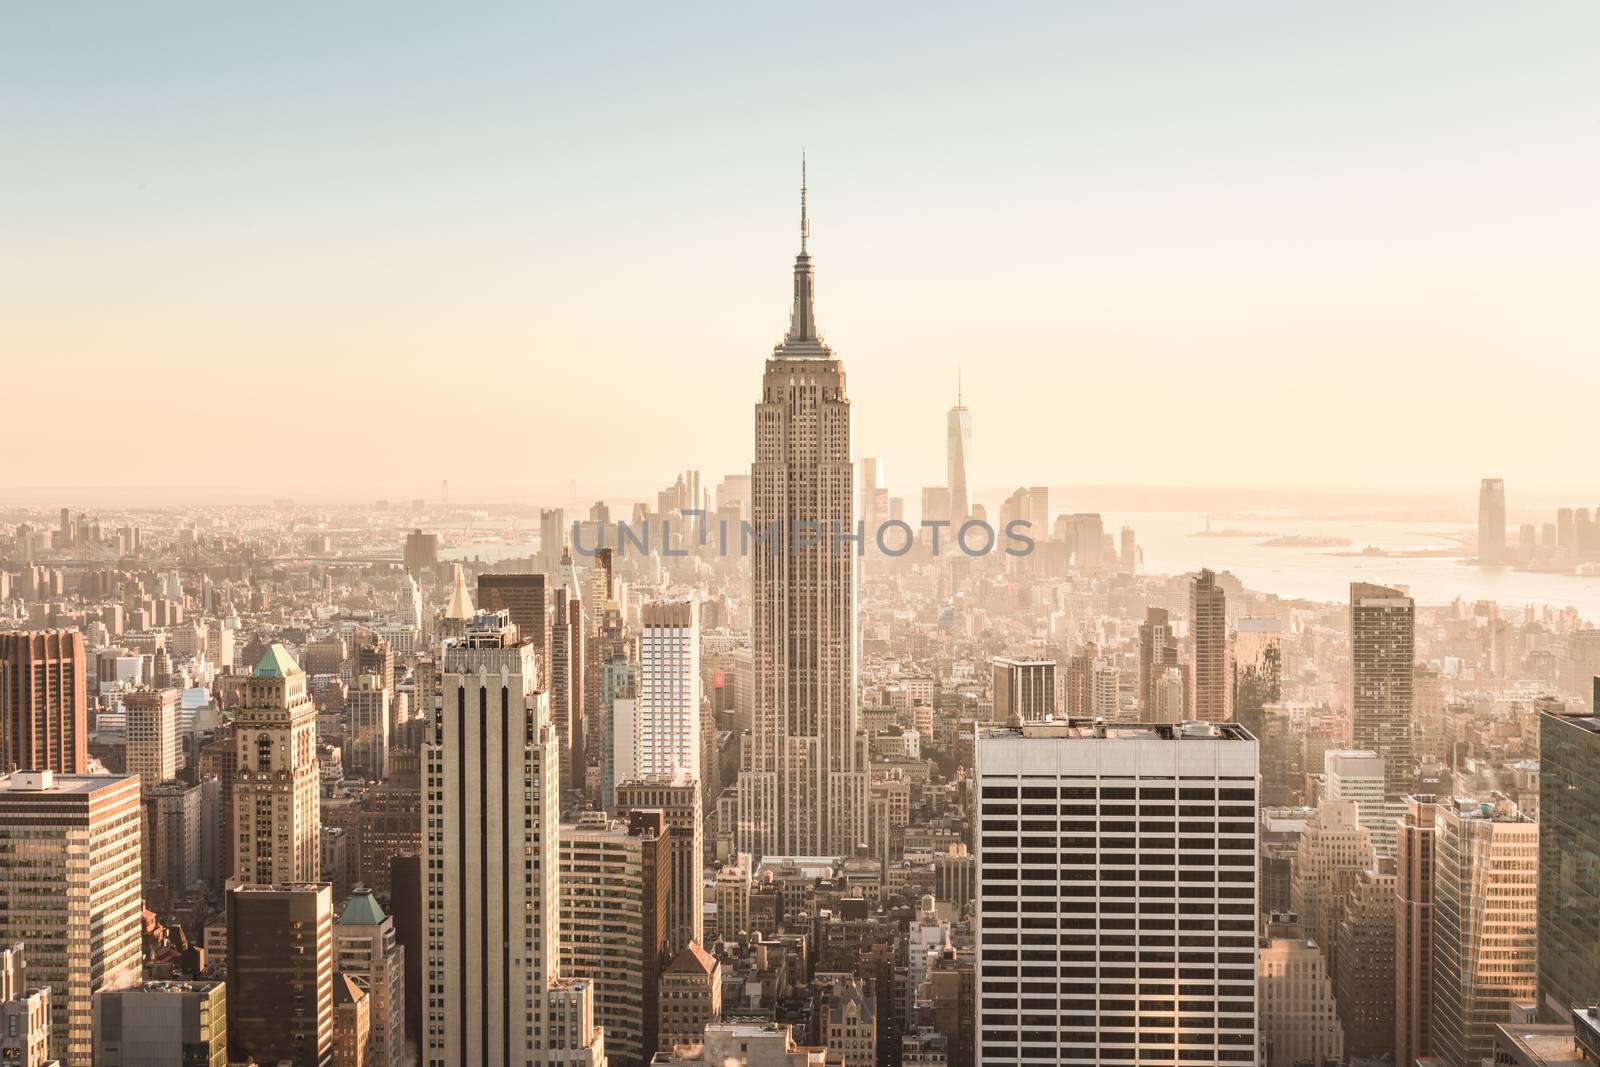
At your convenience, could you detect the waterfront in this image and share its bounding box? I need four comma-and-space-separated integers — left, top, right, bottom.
1126, 511, 1600, 620
438, 510, 1600, 623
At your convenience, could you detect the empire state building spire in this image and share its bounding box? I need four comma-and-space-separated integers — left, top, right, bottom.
782, 155, 826, 352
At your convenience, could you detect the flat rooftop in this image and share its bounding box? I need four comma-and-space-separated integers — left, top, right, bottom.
1548, 714, 1600, 736
981, 720, 1255, 742
1494, 1025, 1587, 1065
0, 771, 139, 796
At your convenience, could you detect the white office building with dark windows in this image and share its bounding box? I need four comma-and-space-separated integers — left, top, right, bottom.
975, 720, 1259, 1066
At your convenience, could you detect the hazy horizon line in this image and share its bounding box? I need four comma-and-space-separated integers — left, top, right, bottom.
3, 479, 1592, 515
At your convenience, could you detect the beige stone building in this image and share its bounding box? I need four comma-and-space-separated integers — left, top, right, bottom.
657, 944, 720, 1053
653, 1022, 824, 1067
233, 644, 321, 884
819, 977, 875, 1067
1258, 915, 1344, 1067
1290, 798, 1374, 963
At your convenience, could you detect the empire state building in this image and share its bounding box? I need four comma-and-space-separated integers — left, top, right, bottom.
735, 166, 866, 859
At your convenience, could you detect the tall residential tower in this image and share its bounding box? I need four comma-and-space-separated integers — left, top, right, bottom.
1350, 583, 1415, 799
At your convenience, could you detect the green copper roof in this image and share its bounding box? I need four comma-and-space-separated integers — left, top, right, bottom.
339, 889, 387, 926
252, 643, 302, 679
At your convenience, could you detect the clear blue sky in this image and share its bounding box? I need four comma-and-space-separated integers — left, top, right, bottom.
3, 3, 1597, 504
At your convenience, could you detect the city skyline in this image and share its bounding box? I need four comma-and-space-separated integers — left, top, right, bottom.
6, 5, 1600, 501
5, 9, 1600, 1067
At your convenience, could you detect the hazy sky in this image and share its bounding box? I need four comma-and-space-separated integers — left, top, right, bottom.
4, 3, 1597, 506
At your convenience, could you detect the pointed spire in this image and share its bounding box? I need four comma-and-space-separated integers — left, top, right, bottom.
784, 152, 820, 346
445, 563, 475, 620
800, 151, 809, 254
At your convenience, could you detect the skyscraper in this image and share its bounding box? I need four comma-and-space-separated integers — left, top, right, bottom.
0, 770, 142, 1067
1350, 583, 1415, 799
1323, 749, 1396, 857
559, 810, 672, 1067
335, 889, 406, 1067
1137, 608, 1180, 716
859, 458, 882, 536
637, 600, 701, 780
1258, 915, 1344, 1067
540, 508, 567, 571
1027, 486, 1049, 537
1395, 796, 1439, 1067
1430, 798, 1538, 1067
477, 573, 551, 669
1290, 799, 1374, 967
1231, 617, 1281, 735
616, 773, 704, 955
1189, 568, 1231, 723
1333, 859, 1397, 1060
123, 685, 181, 785
0, 629, 88, 773
736, 167, 865, 859
593, 601, 637, 810
550, 581, 586, 791
974, 720, 1259, 1067
1478, 478, 1507, 563
946, 385, 971, 524
990, 658, 1056, 724
142, 778, 203, 891
346, 672, 391, 781
227, 882, 335, 1067
233, 644, 321, 884
422, 610, 605, 1067
1536, 710, 1600, 1022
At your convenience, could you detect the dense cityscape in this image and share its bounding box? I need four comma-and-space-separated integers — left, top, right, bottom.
10, 1, 1600, 1062
0, 170, 1597, 1067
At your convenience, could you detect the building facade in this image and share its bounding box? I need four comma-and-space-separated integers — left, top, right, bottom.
1537, 711, 1600, 1022
1430, 798, 1538, 1067
736, 173, 865, 859
226, 882, 335, 1067
657, 944, 721, 1053
990, 658, 1056, 725
422, 611, 605, 1067
559, 810, 671, 1067
233, 644, 322, 883
93, 980, 228, 1067
975, 721, 1258, 1066
123, 686, 181, 785
1258, 916, 1344, 1067
1349, 583, 1415, 799
0, 770, 141, 1067
335, 889, 406, 1067
0, 629, 88, 773
1395, 795, 1438, 1067
615, 773, 704, 955
1188, 569, 1230, 723
637, 601, 701, 781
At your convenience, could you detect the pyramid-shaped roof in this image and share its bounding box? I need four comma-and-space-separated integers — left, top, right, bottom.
445, 564, 475, 620
252, 643, 302, 679
664, 942, 718, 975
339, 889, 387, 926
